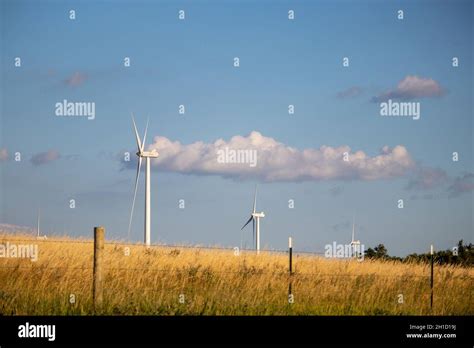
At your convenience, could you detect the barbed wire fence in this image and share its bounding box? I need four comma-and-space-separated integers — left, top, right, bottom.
0, 235, 326, 256
0, 227, 471, 313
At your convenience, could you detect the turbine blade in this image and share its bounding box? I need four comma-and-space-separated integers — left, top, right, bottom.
131, 113, 142, 152
253, 185, 257, 213
241, 215, 253, 230
128, 156, 142, 239
141, 117, 149, 152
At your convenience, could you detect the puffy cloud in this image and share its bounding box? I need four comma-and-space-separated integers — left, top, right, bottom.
31, 150, 60, 166
0, 148, 8, 161
447, 173, 474, 198
371, 75, 445, 102
405, 167, 449, 191
123, 131, 415, 182
64, 72, 87, 87
336, 86, 363, 99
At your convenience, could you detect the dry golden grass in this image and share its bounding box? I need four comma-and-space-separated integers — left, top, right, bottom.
0, 233, 472, 315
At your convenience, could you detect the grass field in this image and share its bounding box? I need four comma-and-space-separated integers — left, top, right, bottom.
0, 234, 472, 315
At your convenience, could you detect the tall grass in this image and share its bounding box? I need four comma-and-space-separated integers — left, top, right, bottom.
0, 234, 472, 315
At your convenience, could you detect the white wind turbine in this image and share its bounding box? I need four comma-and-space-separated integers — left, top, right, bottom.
128, 115, 159, 247
36, 208, 47, 240
37, 208, 40, 237
350, 215, 360, 257
241, 186, 265, 254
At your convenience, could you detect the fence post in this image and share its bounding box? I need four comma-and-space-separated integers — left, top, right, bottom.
430, 244, 434, 310
289, 237, 293, 274
288, 237, 293, 302
93, 226, 105, 311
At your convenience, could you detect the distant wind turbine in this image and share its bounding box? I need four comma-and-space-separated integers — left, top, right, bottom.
241, 186, 265, 254
37, 208, 40, 237
350, 215, 360, 257
128, 114, 159, 247
36, 208, 47, 240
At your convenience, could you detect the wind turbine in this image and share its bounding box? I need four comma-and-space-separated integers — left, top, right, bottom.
128, 114, 159, 247
241, 186, 265, 254
350, 215, 360, 258
37, 208, 40, 238
36, 208, 47, 240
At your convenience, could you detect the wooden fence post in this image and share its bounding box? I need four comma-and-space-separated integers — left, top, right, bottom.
289, 237, 293, 275
430, 244, 434, 310
288, 237, 293, 303
93, 226, 105, 311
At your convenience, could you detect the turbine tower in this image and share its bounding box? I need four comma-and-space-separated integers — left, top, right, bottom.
350, 215, 360, 257
36, 208, 47, 240
241, 186, 265, 254
128, 115, 159, 247
37, 208, 40, 238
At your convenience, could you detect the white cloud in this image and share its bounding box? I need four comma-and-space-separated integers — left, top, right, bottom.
124, 131, 415, 182
372, 75, 445, 102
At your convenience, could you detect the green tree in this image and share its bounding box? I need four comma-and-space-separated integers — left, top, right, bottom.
365, 247, 376, 258
374, 244, 388, 259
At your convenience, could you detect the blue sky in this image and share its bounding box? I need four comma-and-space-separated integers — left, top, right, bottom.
0, 0, 472, 256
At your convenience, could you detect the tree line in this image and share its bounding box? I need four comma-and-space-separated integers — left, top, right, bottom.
364, 240, 473, 266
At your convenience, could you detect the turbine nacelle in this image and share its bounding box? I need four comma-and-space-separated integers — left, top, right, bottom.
137, 150, 159, 158
252, 212, 265, 218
